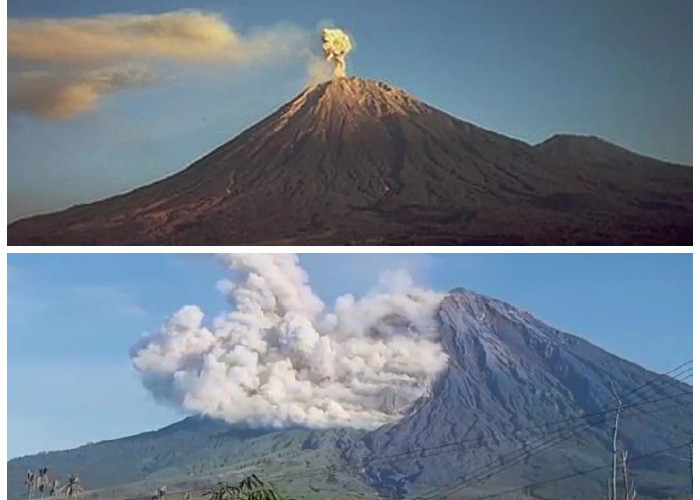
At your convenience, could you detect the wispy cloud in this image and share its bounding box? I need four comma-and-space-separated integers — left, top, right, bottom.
7, 10, 311, 120
8, 65, 160, 120
8, 11, 306, 64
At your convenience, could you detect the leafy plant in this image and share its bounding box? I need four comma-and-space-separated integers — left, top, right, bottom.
206, 475, 294, 500
60, 474, 83, 498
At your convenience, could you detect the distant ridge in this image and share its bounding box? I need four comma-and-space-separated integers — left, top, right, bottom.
8, 78, 692, 245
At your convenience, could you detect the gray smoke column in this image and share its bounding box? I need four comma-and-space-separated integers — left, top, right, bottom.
130, 254, 448, 429
321, 27, 352, 78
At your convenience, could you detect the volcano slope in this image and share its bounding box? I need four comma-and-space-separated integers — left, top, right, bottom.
7, 290, 691, 500
345, 290, 692, 499
7, 78, 692, 245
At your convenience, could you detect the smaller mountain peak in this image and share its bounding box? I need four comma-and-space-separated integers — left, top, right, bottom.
535, 133, 649, 163
538, 133, 607, 146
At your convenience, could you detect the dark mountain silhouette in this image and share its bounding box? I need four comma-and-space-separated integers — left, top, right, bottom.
7, 78, 692, 245
7, 290, 691, 499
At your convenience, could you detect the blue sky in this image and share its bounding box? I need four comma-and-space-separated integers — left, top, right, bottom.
7, 253, 692, 459
7, 0, 692, 221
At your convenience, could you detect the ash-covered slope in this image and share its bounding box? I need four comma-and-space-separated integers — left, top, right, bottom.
7, 291, 691, 500
347, 290, 692, 498
8, 78, 691, 245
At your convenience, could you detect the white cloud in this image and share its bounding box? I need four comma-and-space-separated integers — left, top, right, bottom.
131, 254, 449, 430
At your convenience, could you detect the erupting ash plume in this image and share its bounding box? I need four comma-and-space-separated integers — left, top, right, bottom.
321, 28, 352, 78
7, 10, 308, 119
130, 254, 448, 429
8, 65, 158, 120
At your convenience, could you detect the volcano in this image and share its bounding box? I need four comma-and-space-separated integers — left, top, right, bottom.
7, 290, 691, 500
8, 78, 692, 245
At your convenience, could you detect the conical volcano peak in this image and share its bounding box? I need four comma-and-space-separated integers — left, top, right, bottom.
445, 287, 518, 313
300, 77, 425, 118
441, 289, 552, 339
319, 77, 414, 101
6, 71, 691, 245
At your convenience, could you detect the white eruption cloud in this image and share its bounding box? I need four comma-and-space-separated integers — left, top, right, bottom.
131, 254, 448, 430
7, 10, 308, 119
321, 27, 353, 79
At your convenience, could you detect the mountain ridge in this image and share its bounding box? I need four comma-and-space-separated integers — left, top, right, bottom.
7, 289, 691, 499
8, 77, 692, 245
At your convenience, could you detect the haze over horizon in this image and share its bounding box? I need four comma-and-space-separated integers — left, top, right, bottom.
7, 0, 692, 222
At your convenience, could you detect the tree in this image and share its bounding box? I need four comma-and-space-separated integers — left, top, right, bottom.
60, 474, 83, 498
49, 479, 60, 498
156, 485, 167, 500
37, 467, 50, 500
207, 475, 295, 500
25, 470, 36, 500
25, 468, 51, 500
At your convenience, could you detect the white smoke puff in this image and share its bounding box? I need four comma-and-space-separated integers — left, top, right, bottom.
305, 56, 334, 86
131, 254, 449, 430
321, 27, 352, 78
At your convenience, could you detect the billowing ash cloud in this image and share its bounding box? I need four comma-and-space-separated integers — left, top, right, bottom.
8, 11, 306, 64
305, 26, 353, 86
321, 27, 353, 78
8, 65, 159, 120
7, 10, 308, 119
130, 254, 448, 430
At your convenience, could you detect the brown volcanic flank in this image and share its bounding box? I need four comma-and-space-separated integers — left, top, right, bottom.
8, 77, 692, 245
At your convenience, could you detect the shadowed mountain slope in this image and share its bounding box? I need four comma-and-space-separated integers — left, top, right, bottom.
8, 78, 692, 245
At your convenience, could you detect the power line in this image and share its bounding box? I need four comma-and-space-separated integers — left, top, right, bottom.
467, 440, 693, 500
267, 374, 691, 489
415, 398, 689, 500
271, 362, 692, 487
413, 366, 692, 500
416, 378, 692, 500
160, 361, 692, 499
101, 359, 692, 500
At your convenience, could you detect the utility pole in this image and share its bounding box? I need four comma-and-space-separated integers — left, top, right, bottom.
610, 382, 622, 500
